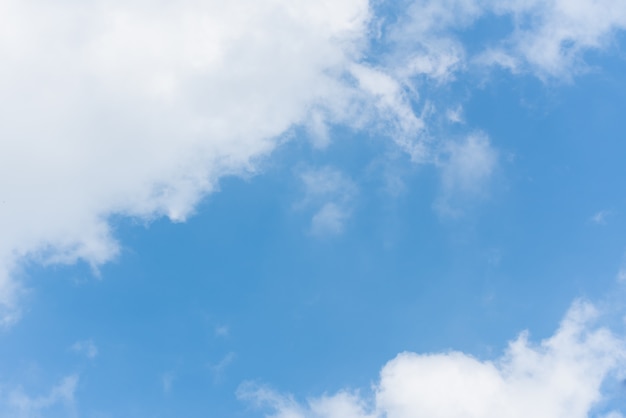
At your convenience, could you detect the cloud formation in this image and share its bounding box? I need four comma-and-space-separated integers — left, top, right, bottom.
435, 134, 498, 216
239, 300, 626, 418
0, 375, 78, 418
487, 0, 626, 78
392, 0, 626, 80
296, 167, 358, 237
1, 0, 625, 325
70, 339, 98, 359
0, 0, 381, 324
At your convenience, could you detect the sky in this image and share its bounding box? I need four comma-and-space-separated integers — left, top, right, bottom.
1, 0, 626, 417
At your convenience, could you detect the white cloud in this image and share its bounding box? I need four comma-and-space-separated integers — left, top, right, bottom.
311, 203, 351, 237
392, 0, 626, 79
2, 0, 624, 325
239, 300, 626, 418
489, 0, 626, 79
297, 167, 358, 237
389, 0, 485, 82
70, 339, 98, 359
0, 375, 79, 418
0, 0, 388, 324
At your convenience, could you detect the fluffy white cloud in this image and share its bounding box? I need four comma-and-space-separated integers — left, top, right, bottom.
240, 300, 626, 418
3, 0, 625, 326
0, 0, 388, 324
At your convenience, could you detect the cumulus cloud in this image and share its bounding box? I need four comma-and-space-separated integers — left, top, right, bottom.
2, 0, 624, 325
0, 0, 397, 324
0, 375, 79, 418
208, 352, 237, 384
239, 300, 626, 418
296, 167, 358, 237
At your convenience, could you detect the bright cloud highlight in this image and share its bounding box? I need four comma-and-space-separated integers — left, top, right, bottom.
240, 300, 626, 418
0, 0, 377, 324
1, 0, 625, 328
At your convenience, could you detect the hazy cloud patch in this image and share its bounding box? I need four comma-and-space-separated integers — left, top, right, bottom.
435, 134, 498, 217
70, 339, 98, 359
0, 375, 79, 418
296, 167, 358, 237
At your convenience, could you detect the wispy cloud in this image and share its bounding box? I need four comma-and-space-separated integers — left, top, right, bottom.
446, 106, 464, 124
1, 0, 624, 325
0, 0, 373, 323
214, 325, 230, 338
239, 300, 626, 418
208, 352, 236, 384
71, 339, 98, 359
297, 167, 358, 237
435, 134, 498, 217
486, 0, 626, 79
393, 0, 626, 80
1, 375, 79, 418
591, 210, 612, 225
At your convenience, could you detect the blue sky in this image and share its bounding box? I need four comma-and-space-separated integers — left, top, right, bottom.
1, 0, 626, 417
